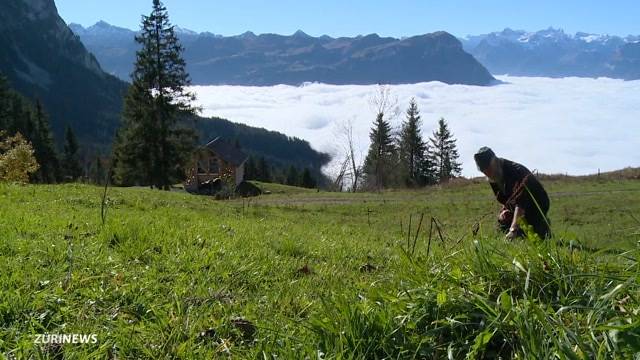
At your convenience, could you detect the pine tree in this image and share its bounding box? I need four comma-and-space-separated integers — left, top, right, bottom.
398, 98, 429, 187
301, 168, 316, 189
62, 126, 83, 181
286, 165, 300, 186
31, 101, 60, 183
0, 75, 9, 131
89, 156, 106, 185
419, 142, 438, 185
0, 76, 60, 183
244, 156, 257, 181
257, 157, 271, 182
430, 118, 462, 182
363, 113, 396, 189
112, 0, 197, 189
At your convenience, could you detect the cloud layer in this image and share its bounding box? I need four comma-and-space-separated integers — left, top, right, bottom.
190, 76, 640, 177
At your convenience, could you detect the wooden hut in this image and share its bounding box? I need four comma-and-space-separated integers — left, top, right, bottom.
184, 137, 248, 193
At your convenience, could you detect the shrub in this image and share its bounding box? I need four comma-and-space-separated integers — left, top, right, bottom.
0, 131, 40, 183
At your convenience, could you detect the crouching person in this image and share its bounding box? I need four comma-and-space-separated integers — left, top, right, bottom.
474, 147, 551, 240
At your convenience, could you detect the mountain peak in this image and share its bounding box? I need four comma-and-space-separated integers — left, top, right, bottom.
88, 21, 123, 31
94, 20, 112, 28
539, 27, 567, 36
68, 23, 85, 33
293, 30, 310, 38
498, 28, 526, 37
84, 21, 134, 36
238, 31, 256, 39
174, 26, 198, 36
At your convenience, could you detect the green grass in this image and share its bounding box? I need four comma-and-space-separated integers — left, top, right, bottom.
0, 178, 638, 359
249, 181, 317, 195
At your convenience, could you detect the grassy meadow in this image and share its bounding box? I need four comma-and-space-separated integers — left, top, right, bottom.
0, 176, 639, 359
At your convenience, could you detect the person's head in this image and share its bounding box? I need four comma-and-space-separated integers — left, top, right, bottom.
474, 146, 500, 181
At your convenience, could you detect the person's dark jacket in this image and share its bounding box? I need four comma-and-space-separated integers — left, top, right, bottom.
490, 159, 550, 238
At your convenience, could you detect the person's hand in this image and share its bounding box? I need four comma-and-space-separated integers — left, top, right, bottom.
498, 208, 512, 225
505, 229, 517, 241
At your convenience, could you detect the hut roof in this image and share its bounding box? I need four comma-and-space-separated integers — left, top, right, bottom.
203, 137, 249, 166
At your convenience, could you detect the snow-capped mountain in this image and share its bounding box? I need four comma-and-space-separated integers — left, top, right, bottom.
462, 28, 633, 48
460, 28, 640, 79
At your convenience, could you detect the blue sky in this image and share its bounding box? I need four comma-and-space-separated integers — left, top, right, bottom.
55, 0, 639, 37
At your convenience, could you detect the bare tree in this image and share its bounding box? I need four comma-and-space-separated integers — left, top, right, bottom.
332, 118, 363, 192
369, 85, 400, 121
331, 157, 350, 192
341, 118, 362, 192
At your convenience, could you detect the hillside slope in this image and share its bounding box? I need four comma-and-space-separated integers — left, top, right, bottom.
0, 0, 127, 147
196, 116, 331, 174
0, 0, 329, 174
0, 177, 637, 357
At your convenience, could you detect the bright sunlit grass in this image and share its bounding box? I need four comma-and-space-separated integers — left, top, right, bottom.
0, 178, 638, 358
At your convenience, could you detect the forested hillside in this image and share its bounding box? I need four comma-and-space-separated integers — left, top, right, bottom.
0, 0, 330, 179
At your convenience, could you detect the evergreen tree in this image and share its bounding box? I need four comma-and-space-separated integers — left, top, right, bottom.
244, 156, 257, 181
0, 75, 9, 131
0, 76, 60, 183
398, 98, 429, 187
272, 166, 286, 185
6, 95, 32, 141
257, 157, 271, 182
31, 101, 60, 183
286, 165, 300, 186
363, 113, 396, 189
301, 168, 316, 189
418, 142, 439, 186
430, 118, 462, 182
62, 125, 83, 181
112, 0, 197, 189
89, 156, 106, 185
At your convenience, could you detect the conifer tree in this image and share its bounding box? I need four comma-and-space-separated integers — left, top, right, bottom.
398, 98, 428, 186
31, 101, 60, 183
286, 165, 300, 186
0, 76, 60, 183
0, 75, 9, 131
62, 125, 83, 181
363, 113, 396, 189
430, 118, 462, 182
112, 0, 198, 189
89, 156, 106, 185
301, 168, 316, 189
257, 157, 271, 182
419, 142, 438, 185
244, 156, 257, 181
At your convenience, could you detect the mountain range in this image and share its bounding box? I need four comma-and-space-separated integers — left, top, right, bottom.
71, 22, 640, 83
460, 28, 640, 79
69, 21, 495, 86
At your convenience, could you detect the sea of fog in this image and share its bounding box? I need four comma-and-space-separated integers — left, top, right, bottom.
190, 76, 640, 177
